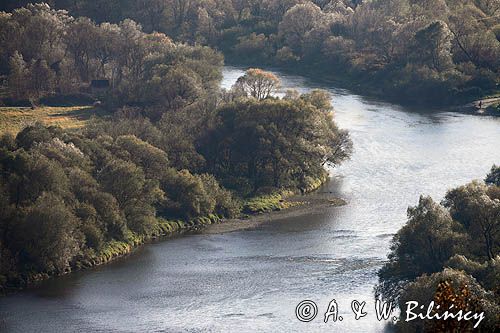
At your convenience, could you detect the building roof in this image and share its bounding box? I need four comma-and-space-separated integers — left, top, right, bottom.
90, 80, 110, 89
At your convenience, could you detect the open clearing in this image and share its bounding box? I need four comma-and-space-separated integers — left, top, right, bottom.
0, 106, 108, 135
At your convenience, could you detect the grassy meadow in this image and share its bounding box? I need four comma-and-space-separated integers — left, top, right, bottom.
0, 106, 108, 135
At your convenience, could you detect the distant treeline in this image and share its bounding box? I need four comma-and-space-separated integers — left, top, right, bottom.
2, 0, 498, 105
377, 166, 500, 331
0, 3, 223, 106
0, 5, 352, 290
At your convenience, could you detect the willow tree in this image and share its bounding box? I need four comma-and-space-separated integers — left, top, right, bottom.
234, 68, 280, 100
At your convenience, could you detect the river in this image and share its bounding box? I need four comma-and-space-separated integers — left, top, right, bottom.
1, 66, 499, 332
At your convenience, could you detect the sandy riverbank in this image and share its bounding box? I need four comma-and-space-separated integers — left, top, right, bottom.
203, 192, 347, 235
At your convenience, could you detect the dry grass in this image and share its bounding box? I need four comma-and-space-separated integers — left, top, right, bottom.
0, 106, 108, 135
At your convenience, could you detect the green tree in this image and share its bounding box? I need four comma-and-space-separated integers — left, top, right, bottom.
443, 181, 500, 260
485, 164, 500, 186
278, 3, 328, 55
414, 21, 454, 72
143, 64, 203, 109
159, 168, 215, 219
98, 158, 162, 234
113, 135, 169, 179
27, 59, 56, 99
7, 151, 69, 207
67, 167, 126, 240
203, 92, 351, 192
18, 193, 80, 273
377, 196, 464, 302
7, 51, 28, 100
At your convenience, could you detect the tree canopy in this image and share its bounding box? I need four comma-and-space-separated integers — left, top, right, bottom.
3, 0, 497, 105
0, 65, 351, 290
377, 168, 500, 331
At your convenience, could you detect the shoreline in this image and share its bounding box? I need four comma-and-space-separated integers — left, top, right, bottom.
451, 97, 500, 117
1, 180, 346, 295
202, 192, 346, 235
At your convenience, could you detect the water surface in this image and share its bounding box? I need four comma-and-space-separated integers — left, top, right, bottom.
1, 67, 499, 332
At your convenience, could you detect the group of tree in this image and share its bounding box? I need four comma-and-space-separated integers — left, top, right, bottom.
203, 82, 352, 195
377, 165, 500, 331
0, 3, 222, 107
0, 123, 242, 284
0, 12, 352, 288
2, 0, 498, 105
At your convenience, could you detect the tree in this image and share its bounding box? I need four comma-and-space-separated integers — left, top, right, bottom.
27, 59, 56, 100
448, 5, 499, 69
199, 173, 241, 218
446, 254, 500, 292
133, 0, 167, 32
414, 21, 454, 72
19, 193, 80, 273
98, 158, 162, 234
443, 181, 500, 260
202, 93, 351, 192
98, 158, 150, 208
233, 68, 280, 100
278, 3, 328, 54
485, 165, 500, 186
7, 151, 70, 207
143, 64, 203, 109
377, 196, 464, 302
7, 51, 28, 100
159, 168, 216, 219
163, 0, 195, 35
113, 135, 169, 179
378, 168, 500, 327
11, 3, 68, 64
74, 202, 103, 250
234, 33, 272, 60
93, 22, 121, 78
397, 269, 499, 332
65, 17, 99, 82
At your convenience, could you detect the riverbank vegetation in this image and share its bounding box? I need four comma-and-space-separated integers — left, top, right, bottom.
377, 165, 500, 331
3, 1, 498, 106
0, 4, 352, 292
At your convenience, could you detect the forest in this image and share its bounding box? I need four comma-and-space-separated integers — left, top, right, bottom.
0, 4, 352, 291
377, 165, 500, 331
0, 2, 498, 332
1, 0, 499, 105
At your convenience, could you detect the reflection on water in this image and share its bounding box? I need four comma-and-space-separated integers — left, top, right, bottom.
1, 66, 499, 332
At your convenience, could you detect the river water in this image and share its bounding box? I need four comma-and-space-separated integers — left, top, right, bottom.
1, 67, 499, 332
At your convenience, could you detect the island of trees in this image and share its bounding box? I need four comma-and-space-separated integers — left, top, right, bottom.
0, 4, 352, 291
377, 165, 500, 332
1, 0, 498, 106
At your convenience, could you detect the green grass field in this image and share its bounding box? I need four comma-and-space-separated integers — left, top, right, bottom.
0, 105, 108, 135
